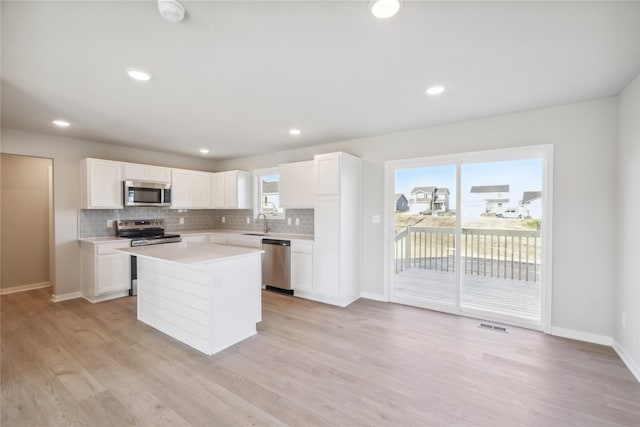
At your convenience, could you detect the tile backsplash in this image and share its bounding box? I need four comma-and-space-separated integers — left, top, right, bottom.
78, 207, 314, 238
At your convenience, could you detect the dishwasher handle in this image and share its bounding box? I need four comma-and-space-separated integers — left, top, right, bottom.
262, 238, 291, 246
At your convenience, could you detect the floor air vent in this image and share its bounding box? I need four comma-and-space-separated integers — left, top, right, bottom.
479, 322, 508, 333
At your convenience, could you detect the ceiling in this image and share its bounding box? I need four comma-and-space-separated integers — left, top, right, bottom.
2, 1, 640, 160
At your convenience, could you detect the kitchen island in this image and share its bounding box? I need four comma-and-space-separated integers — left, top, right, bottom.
117, 241, 264, 356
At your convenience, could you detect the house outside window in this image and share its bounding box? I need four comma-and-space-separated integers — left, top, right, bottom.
254, 168, 285, 220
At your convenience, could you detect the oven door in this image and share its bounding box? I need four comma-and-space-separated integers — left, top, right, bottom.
124, 180, 171, 207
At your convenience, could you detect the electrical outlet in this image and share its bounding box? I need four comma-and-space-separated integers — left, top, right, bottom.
372, 215, 381, 224
246, 217, 250, 224
287, 218, 291, 225
295, 218, 300, 226
221, 216, 225, 223
622, 312, 627, 329
107, 220, 114, 228
179, 217, 184, 225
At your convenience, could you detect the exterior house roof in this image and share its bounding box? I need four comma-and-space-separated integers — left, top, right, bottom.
484, 198, 510, 203
263, 181, 278, 194
523, 191, 542, 203
410, 187, 450, 195
410, 186, 435, 194
470, 185, 509, 193
395, 193, 407, 202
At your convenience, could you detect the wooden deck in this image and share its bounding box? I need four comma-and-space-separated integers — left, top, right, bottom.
394, 268, 541, 322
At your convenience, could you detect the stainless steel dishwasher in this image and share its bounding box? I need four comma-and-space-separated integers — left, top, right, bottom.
261, 238, 292, 293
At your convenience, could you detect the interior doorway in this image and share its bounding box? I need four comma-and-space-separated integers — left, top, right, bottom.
386, 145, 552, 330
1, 154, 54, 294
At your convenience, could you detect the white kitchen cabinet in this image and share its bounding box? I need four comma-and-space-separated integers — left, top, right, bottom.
303, 152, 361, 307
81, 240, 131, 303
81, 158, 123, 209
210, 170, 250, 209
122, 162, 171, 183
291, 241, 313, 293
279, 160, 315, 208
315, 153, 341, 196
171, 168, 211, 209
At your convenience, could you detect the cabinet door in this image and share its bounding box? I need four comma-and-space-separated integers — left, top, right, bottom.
87, 159, 123, 208
291, 243, 313, 292
147, 166, 171, 183
192, 172, 211, 208
123, 163, 147, 181
171, 169, 193, 208
224, 171, 238, 208
215, 173, 226, 208
227, 236, 262, 249
279, 161, 314, 208
314, 197, 340, 297
315, 154, 340, 196
97, 253, 130, 295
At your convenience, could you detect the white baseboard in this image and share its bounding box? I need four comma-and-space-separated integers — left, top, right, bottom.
613, 339, 640, 383
359, 291, 388, 302
52, 291, 82, 302
550, 327, 613, 346
0, 282, 51, 295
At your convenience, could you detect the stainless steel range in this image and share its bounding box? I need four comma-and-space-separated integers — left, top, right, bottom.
116, 219, 181, 295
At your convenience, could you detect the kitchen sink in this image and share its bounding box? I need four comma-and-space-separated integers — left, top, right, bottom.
243, 233, 267, 236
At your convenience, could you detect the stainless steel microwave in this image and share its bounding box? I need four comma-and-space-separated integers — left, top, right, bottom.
123, 180, 172, 207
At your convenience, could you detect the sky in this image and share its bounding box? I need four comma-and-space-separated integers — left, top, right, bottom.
395, 158, 543, 211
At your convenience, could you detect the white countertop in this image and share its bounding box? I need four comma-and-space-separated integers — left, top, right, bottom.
178, 229, 314, 241
80, 229, 314, 244
116, 241, 264, 265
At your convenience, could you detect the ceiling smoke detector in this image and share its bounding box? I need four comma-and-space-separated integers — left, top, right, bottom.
158, 0, 185, 23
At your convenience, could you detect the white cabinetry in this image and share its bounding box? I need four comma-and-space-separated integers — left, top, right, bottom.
308, 152, 361, 307
81, 240, 131, 303
122, 162, 171, 183
279, 160, 315, 208
291, 241, 313, 292
211, 171, 250, 209
181, 234, 208, 243
81, 158, 123, 209
171, 168, 211, 209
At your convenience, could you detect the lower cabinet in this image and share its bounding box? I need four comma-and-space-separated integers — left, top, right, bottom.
291, 242, 313, 293
81, 240, 131, 303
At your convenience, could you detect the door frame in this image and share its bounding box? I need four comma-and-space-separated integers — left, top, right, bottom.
384, 144, 553, 333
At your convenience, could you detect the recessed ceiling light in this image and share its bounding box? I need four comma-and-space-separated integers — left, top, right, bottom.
52, 119, 70, 127
426, 85, 446, 96
158, 0, 186, 23
126, 67, 153, 81
289, 129, 301, 136
199, 148, 210, 154
370, 0, 402, 19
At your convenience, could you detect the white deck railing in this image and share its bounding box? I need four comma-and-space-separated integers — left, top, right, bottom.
395, 226, 541, 282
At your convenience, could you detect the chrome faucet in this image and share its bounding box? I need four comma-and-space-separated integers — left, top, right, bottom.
256, 213, 270, 234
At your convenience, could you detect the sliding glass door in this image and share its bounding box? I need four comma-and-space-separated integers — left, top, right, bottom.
393, 164, 458, 309
388, 146, 550, 329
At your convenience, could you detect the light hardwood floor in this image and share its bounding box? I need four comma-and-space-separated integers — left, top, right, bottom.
2, 288, 639, 426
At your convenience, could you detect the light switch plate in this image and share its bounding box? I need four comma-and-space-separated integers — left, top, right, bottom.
372, 215, 381, 224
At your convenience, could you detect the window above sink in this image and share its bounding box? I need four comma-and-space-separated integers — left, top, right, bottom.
253, 167, 285, 220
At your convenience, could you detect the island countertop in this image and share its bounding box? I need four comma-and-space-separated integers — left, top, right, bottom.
117, 241, 264, 265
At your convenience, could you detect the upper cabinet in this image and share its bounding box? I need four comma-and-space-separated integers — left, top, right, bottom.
315, 154, 341, 195
81, 158, 123, 209
211, 170, 250, 209
279, 160, 315, 208
171, 168, 211, 209
122, 162, 171, 183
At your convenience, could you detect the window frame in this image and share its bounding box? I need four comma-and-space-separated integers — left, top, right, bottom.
253, 167, 286, 220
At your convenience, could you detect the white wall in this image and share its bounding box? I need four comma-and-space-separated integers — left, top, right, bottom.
615, 72, 640, 379
217, 97, 619, 338
0, 128, 217, 297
